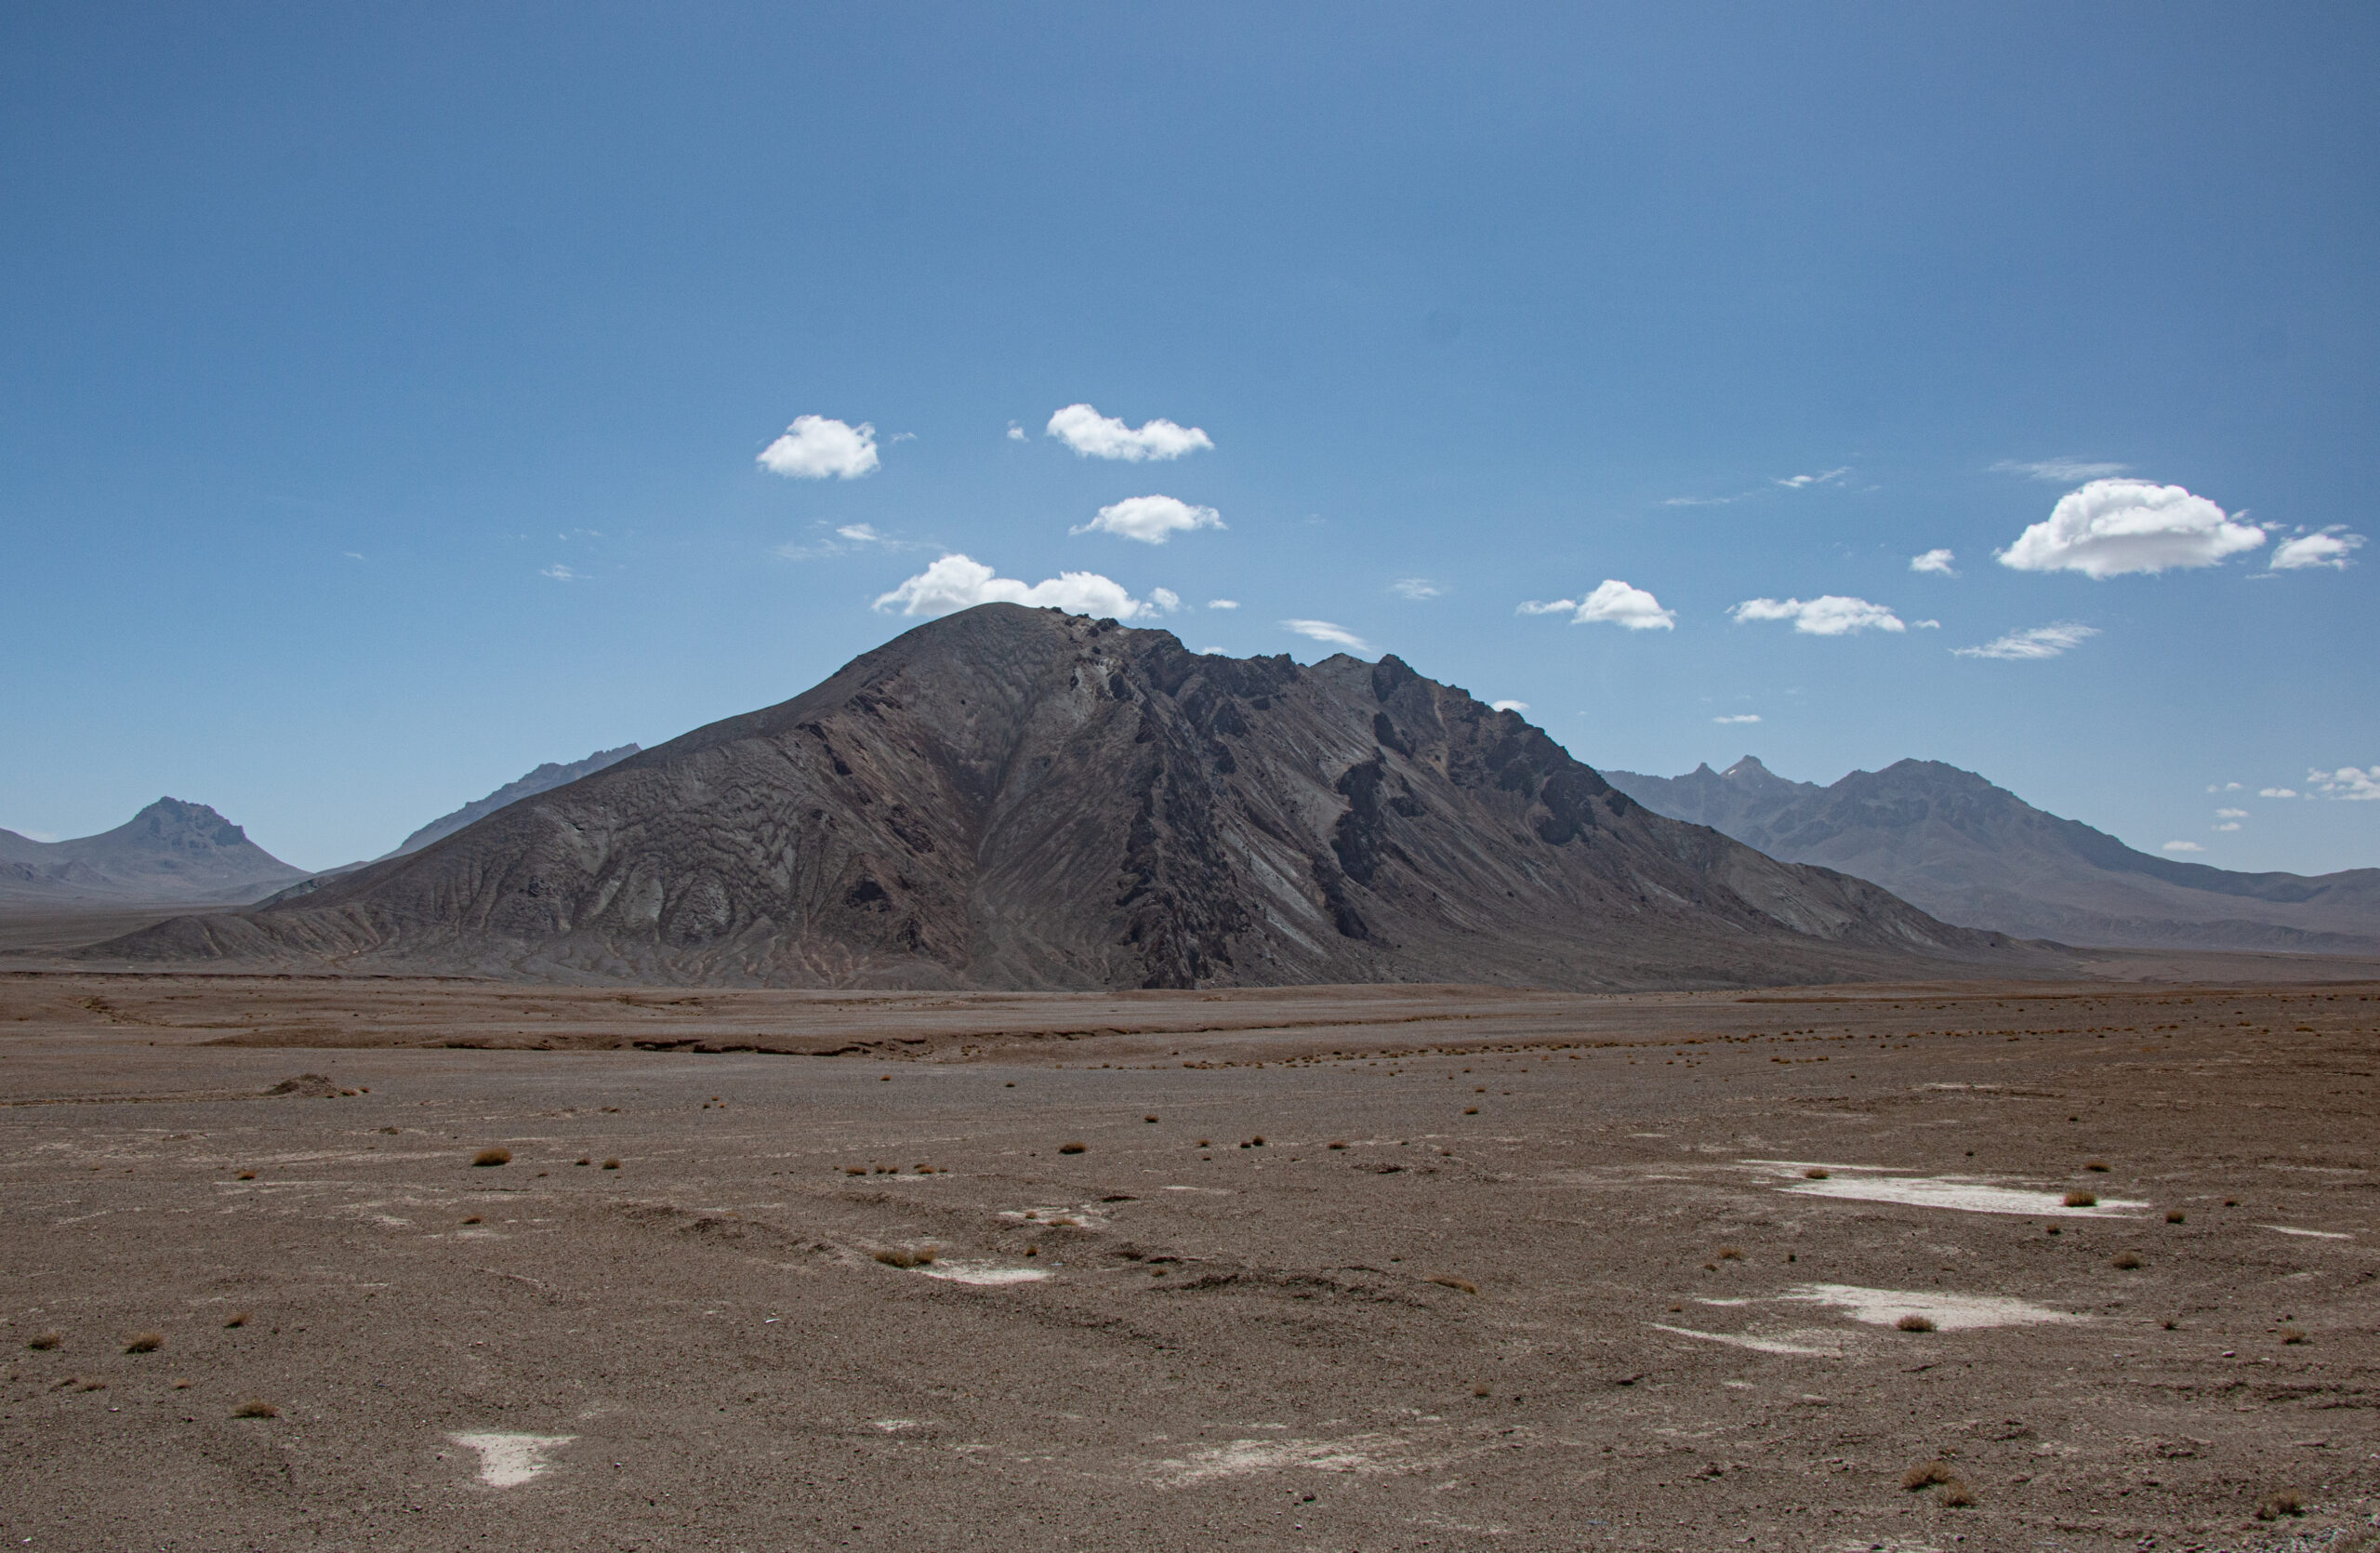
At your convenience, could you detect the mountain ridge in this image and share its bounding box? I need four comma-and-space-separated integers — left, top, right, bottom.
0, 799, 307, 906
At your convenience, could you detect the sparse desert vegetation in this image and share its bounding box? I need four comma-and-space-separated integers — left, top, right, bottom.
470, 1147, 511, 1167
124, 1331, 163, 1353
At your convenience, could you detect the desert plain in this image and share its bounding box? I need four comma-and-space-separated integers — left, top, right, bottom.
4, 955, 2378, 1552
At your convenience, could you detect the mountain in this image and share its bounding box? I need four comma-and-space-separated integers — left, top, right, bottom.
1603, 756, 2380, 952
388, 744, 641, 856
0, 799, 308, 906
93, 605, 2049, 989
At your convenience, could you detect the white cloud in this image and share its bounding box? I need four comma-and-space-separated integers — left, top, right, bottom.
2260, 787, 2299, 799
540, 564, 586, 581
1149, 587, 1183, 614
2161, 840, 2206, 853
1280, 618, 1372, 654
2208, 781, 2243, 792
1391, 577, 1442, 600
1197, 645, 1230, 655
1913, 618, 1941, 630
836, 523, 891, 544
1490, 699, 1529, 713
1661, 493, 1739, 507
1005, 422, 1026, 442
872, 553, 1169, 621
1206, 598, 1238, 609
1072, 495, 1223, 544
2308, 766, 2380, 801
1713, 713, 1762, 724
1910, 549, 1958, 576
2270, 528, 2364, 571
1045, 404, 1213, 461
1950, 622, 2098, 660
343, 551, 365, 561
1731, 595, 1904, 636
1993, 457, 2132, 483
2215, 807, 2249, 819
758, 415, 879, 480
1522, 580, 1676, 630
2215, 822, 2241, 831
1775, 468, 1850, 489
1998, 478, 2264, 577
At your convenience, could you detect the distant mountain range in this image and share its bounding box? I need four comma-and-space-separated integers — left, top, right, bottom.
1603, 756, 2380, 953
0, 799, 308, 906
386, 745, 640, 857
94, 604, 2048, 989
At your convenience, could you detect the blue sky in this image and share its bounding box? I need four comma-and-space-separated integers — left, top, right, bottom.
3, 2, 2373, 874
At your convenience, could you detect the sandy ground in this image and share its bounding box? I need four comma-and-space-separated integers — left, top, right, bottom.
3, 965, 2378, 1551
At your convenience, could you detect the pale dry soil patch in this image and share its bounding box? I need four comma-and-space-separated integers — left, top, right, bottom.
0, 969, 2376, 1551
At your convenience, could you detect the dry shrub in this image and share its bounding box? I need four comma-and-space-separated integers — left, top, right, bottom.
1429, 1276, 1479, 1294
602, 1159, 621, 1170
2223, 1197, 2239, 1207
171, 1377, 192, 1390
1717, 1246, 1744, 1260
1940, 1479, 1977, 1507
2255, 1489, 2306, 1520
461, 1215, 483, 1225
1472, 1384, 1491, 1398
1250, 1135, 1265, 1147
1195, 1138, 1211, 1148
232, 1399, 278, 1419
235, 1171, 257, 1181
1897, 1313, 1937, 1333
2280, 1327, 2307, 1345
2165, 1208, 2186, 1224
124, 1332, 163, 1354
1463, 1107, 1479, 1115
2084, 1158, 2110, 1172
1328, 1140, 1348, 1150
575, 1157, 591, 1167
470, 1148, 511, 1168
224, 1312, 248, 1329
874, 1245, 939, 1268
2063, 1189, 2097, 1208
28, 1330, 61, 1350
843, 1164, 866, 1175
1803, 1167, 1830, 1180
1901, 1459, 1955, 1492
2111, 1251, 2142, 1269
1058, 1142, 1087, 1155
1144, 1115, 1159, 1123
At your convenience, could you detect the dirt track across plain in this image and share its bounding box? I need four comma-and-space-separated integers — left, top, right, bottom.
3, 967, 2377, 1551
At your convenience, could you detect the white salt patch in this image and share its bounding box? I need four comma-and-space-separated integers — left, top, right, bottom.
2260, 1225, 2351, 1240
918, 1262, 1050, 1286
1742, 1161, 2145, 1217
998, 1202, 1110, 1229
1649, 1323, 1841, 1357
448, 1431, 574, 1487
1782, 1283, 2085, 1331
1143, 1432, 1423, 1487
872, 1418, 924, 1433
1163, 1186, 1231, 1195
1697, 1297, 1752, 1307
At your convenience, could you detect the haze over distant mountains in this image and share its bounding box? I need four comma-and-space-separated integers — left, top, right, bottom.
386, 745, 640, 858
0, 799, 307, 906
1604, 757, 2380, 953
96, 604, 2048, 990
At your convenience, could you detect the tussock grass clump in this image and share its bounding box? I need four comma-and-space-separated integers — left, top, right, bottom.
2084, 1158, 2110, 1172
1328, 1140, 1348, 1149
470, 1148, 511, 1168
602, 1159, 620, 1170
873, 1244, 940, 1268
1428, 1276, 1479, 1294
1940, 1479, 1977, 1507
1144, 1115, 1160, 1123
224, 1312, 248, 1329
1058, 1142, 1087, 1155
1195, 1138, 1211, 1148
1901, 1458, 1955, 1492
232, 1399, 278, 1419
2255, 1488, 2306, 1520
1897, 1313, 1937, 1333
2063, 1189, 2097, 1208
171, 1377, 192, 1389
461, 1215, 483, 1226
28, 1330, 61, 1350
235, 1170, 257, 1181
1803, 1167, 1829, 1180
1717, 1246, 1744, 1261
1472, 1384, 1492, 1398
2111, 1251, 2142, 1269
843, 1164, 866, 1175
575, 1157, 591, 1167
2165, 1208, 2186, 1224
124, 1332, 163, 1354
2280, 1326, 2307, 1345
1462, 1107, 1479, 1115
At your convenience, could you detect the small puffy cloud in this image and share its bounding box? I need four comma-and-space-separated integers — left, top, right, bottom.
1072, 495, 1223, 544
2270, 528, 2364, 571
2161, 840, 2206, 853
2215, 807, 2249, 819
1951, 622, 2098, 660
2208, 781, 2243, 792
1993, 457, 2132, 483
1713, 713, 1762, 724
758, 415, 879, 480
873, 554, 1169, 621
540, 564, 586, 581
1999, 478, 2264, 577
1391, 577, 1442, 600
1045, 404, 1213, 461
2215, 821, 2241, 831
1775, 468, 1850, 489
1490, 699, 1529, 713
1732, 595, 1904, 635
836, 523, 891, 544
1522, 580, 1676, 630
1005, 422, 1026, 442
1910, 549, 1958, 576
1281, 618, 1372, 654
2260, 787, 2299, 799
1207, 598, 1238, 609
2309, 766, 2380, 801
1149, 587, 1183, 615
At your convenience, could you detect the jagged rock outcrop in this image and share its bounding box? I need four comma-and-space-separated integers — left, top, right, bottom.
95, 606, 2046, 988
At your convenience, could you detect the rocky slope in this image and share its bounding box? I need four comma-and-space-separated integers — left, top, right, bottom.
0, 799, 307, 906
95, 605, 2047, 989
388, 744, 641, 857
1606, 756, 2380, 952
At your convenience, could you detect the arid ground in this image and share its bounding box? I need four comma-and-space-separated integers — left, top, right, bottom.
4, 957, 2378, 1551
